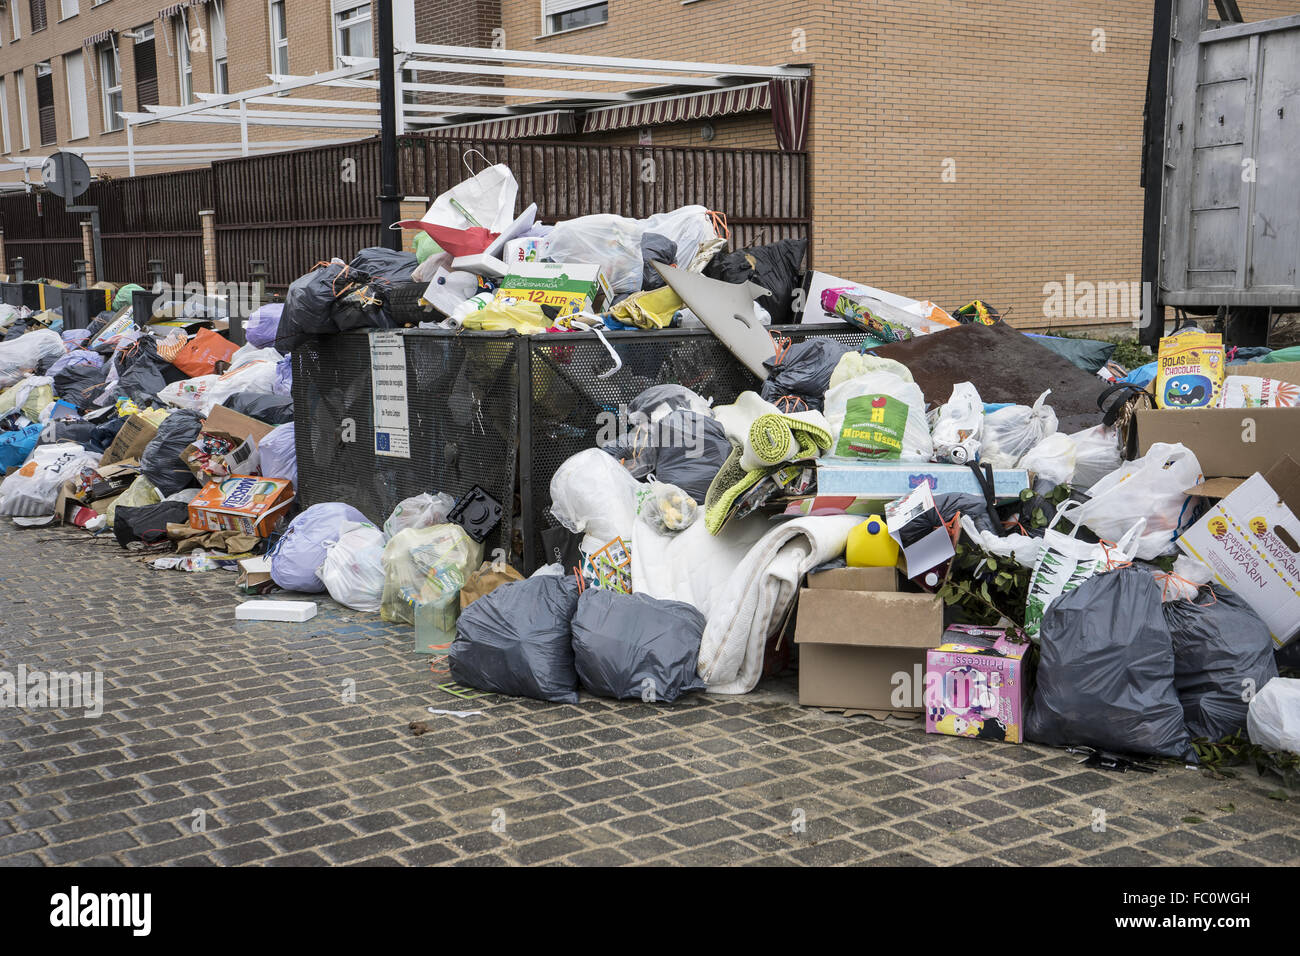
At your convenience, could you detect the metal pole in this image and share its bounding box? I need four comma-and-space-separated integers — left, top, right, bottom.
377, 0, 401, 250
1139, 0, 1174, 350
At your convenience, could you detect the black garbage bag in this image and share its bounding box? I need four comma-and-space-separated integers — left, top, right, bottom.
1027, 567, 1197, 762
600, 408, 729, 505
449, 574, 582, 703
113, 499, 191, 547
222, 391, 294, 425
704, 238, 808, 324
570, 588, 707, 702
935, 492, 999, 536
759, 338, 851, 412
139, 409, 204, 496
87, 415, 127, 454
281, 259, 350, 341
640, 232, 677, 291
626, 384, 710, 419
50, 419, 99, 446
1164, 586, 1279, 742
53, 362, 109, 412
349, 247, 418, 283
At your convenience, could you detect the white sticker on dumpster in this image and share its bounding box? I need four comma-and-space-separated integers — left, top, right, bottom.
370, 331, 410, 459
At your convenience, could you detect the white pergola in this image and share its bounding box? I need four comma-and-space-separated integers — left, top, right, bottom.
4, 44, 809, 179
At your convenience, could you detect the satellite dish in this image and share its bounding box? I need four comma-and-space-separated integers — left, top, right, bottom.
41, 151, 92, 201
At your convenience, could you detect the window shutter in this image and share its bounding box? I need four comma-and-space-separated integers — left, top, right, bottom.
29, 0, 48, 32
134, 36, 158, 107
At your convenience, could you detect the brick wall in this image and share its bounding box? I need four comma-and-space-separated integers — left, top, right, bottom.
498, 0, 1300, 329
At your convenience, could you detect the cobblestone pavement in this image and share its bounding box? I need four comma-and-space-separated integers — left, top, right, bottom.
1, 522, 1297, 867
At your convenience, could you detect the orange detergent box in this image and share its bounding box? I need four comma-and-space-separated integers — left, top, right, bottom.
188, 476, 295, 537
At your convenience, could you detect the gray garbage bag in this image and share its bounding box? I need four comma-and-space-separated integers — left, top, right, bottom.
1027, 567, 1197, 762
760, 338, 852, 412
1164, 586, 1279, 742
600, 408, 729, 505
139, 409, 204, 496
570, 589, 707, 702
449, 574, 581, 703
640, 232, 678, 291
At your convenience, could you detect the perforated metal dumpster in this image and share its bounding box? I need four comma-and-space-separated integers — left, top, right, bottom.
293, 325, 869, 570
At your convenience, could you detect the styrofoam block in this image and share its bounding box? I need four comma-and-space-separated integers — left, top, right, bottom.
236, 600, 318, 623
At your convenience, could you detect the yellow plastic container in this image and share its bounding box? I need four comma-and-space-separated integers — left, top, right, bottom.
846, 516, 900, 568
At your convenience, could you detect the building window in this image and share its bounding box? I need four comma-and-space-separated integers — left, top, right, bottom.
98, 38, 122, 132
133, 24, 157, 108
332, 0, 371, 64
29, 0, 48, 32
542, 0, 607, 34
0, 78, 10, 154
35, 61, 55, 145
15, 69, 29, 149
173, 13, 192, 105
60, 0, 78, 20
269, 0, 288, 75
10, 3, 19, 42
209, 0, 227, 94
64, 49, 88, 139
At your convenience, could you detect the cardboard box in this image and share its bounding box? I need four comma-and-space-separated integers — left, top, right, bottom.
494, 262, 603, 317
794, 569, 944, 716
237, 556, 274, 592
1137, 362, 1300, 478
925, 625, 1030, 743
816, 461, 1029, 500
181, 404, 272, 480
807, 567, 898, 591
188, 476, 295, 537
99, 414, 161, 466
1178, 456, 1300, 648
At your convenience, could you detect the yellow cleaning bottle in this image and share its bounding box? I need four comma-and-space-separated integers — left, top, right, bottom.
846, 516, 900, 568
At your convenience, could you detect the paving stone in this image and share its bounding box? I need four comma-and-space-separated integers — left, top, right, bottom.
2, 522, 1297, 868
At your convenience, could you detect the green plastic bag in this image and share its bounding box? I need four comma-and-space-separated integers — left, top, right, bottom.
113, 284, 145, 312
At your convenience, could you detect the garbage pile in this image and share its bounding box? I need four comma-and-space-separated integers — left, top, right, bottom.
2, 149, 1299, 775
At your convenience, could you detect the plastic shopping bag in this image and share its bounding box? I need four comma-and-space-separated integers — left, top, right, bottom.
1023, 502, 1145, 641
1071, 442, 1203, 561
1019, 432, 1077, 488
824, 372, 932, 461
930, 382, 983, 464
1248, 678, 1300, 755
170, 328, 238, 378
271, 502, 371, 593
404, 151, 519, 236
0, 442, 101, 517
318, 523, 387, 613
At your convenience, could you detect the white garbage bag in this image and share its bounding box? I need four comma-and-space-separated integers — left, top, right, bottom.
1068, 424, 1123, 491
1071, 442, 1204, 561
318, 523, 388, 613
1248, 678, 1300, 755
930, 382, 983, 464
0, 442, 100, 517
549, 449, 643, 546
981, 390, 1058, 469
0, 330, 65, 389
1019, 432, 1078, 487
383, 491, 456, 540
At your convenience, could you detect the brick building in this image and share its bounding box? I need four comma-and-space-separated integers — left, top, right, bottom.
0, 0, 392, 182
5, 1, 1299, 325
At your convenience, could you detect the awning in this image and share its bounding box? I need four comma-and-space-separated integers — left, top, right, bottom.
83, 29, 117, 47
581, 82, 770, 134
158, 2, 188, 19
427, 109, 576, 139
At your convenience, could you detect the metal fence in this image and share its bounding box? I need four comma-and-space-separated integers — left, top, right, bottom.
0, 135, 810, 288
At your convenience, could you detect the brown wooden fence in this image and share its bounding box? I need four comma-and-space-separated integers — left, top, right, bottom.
0, 135, 810, 289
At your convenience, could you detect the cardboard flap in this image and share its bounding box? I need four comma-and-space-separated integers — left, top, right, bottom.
794, 589, 943, 649
1263, 455, 1300, 514
806, 567, 899, 591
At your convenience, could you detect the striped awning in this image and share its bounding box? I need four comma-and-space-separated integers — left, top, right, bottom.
158, 2, 188, 19
83, 29, 116, 47
426, 109, 576, 140
582, 82, 770, 134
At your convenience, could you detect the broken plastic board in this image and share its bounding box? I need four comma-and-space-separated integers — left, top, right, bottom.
654, 262, 775, 379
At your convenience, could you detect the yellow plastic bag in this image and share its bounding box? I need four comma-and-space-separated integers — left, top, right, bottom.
105, 474, 162, 528
461, 299, 551, 334
610, 285, 683, 330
